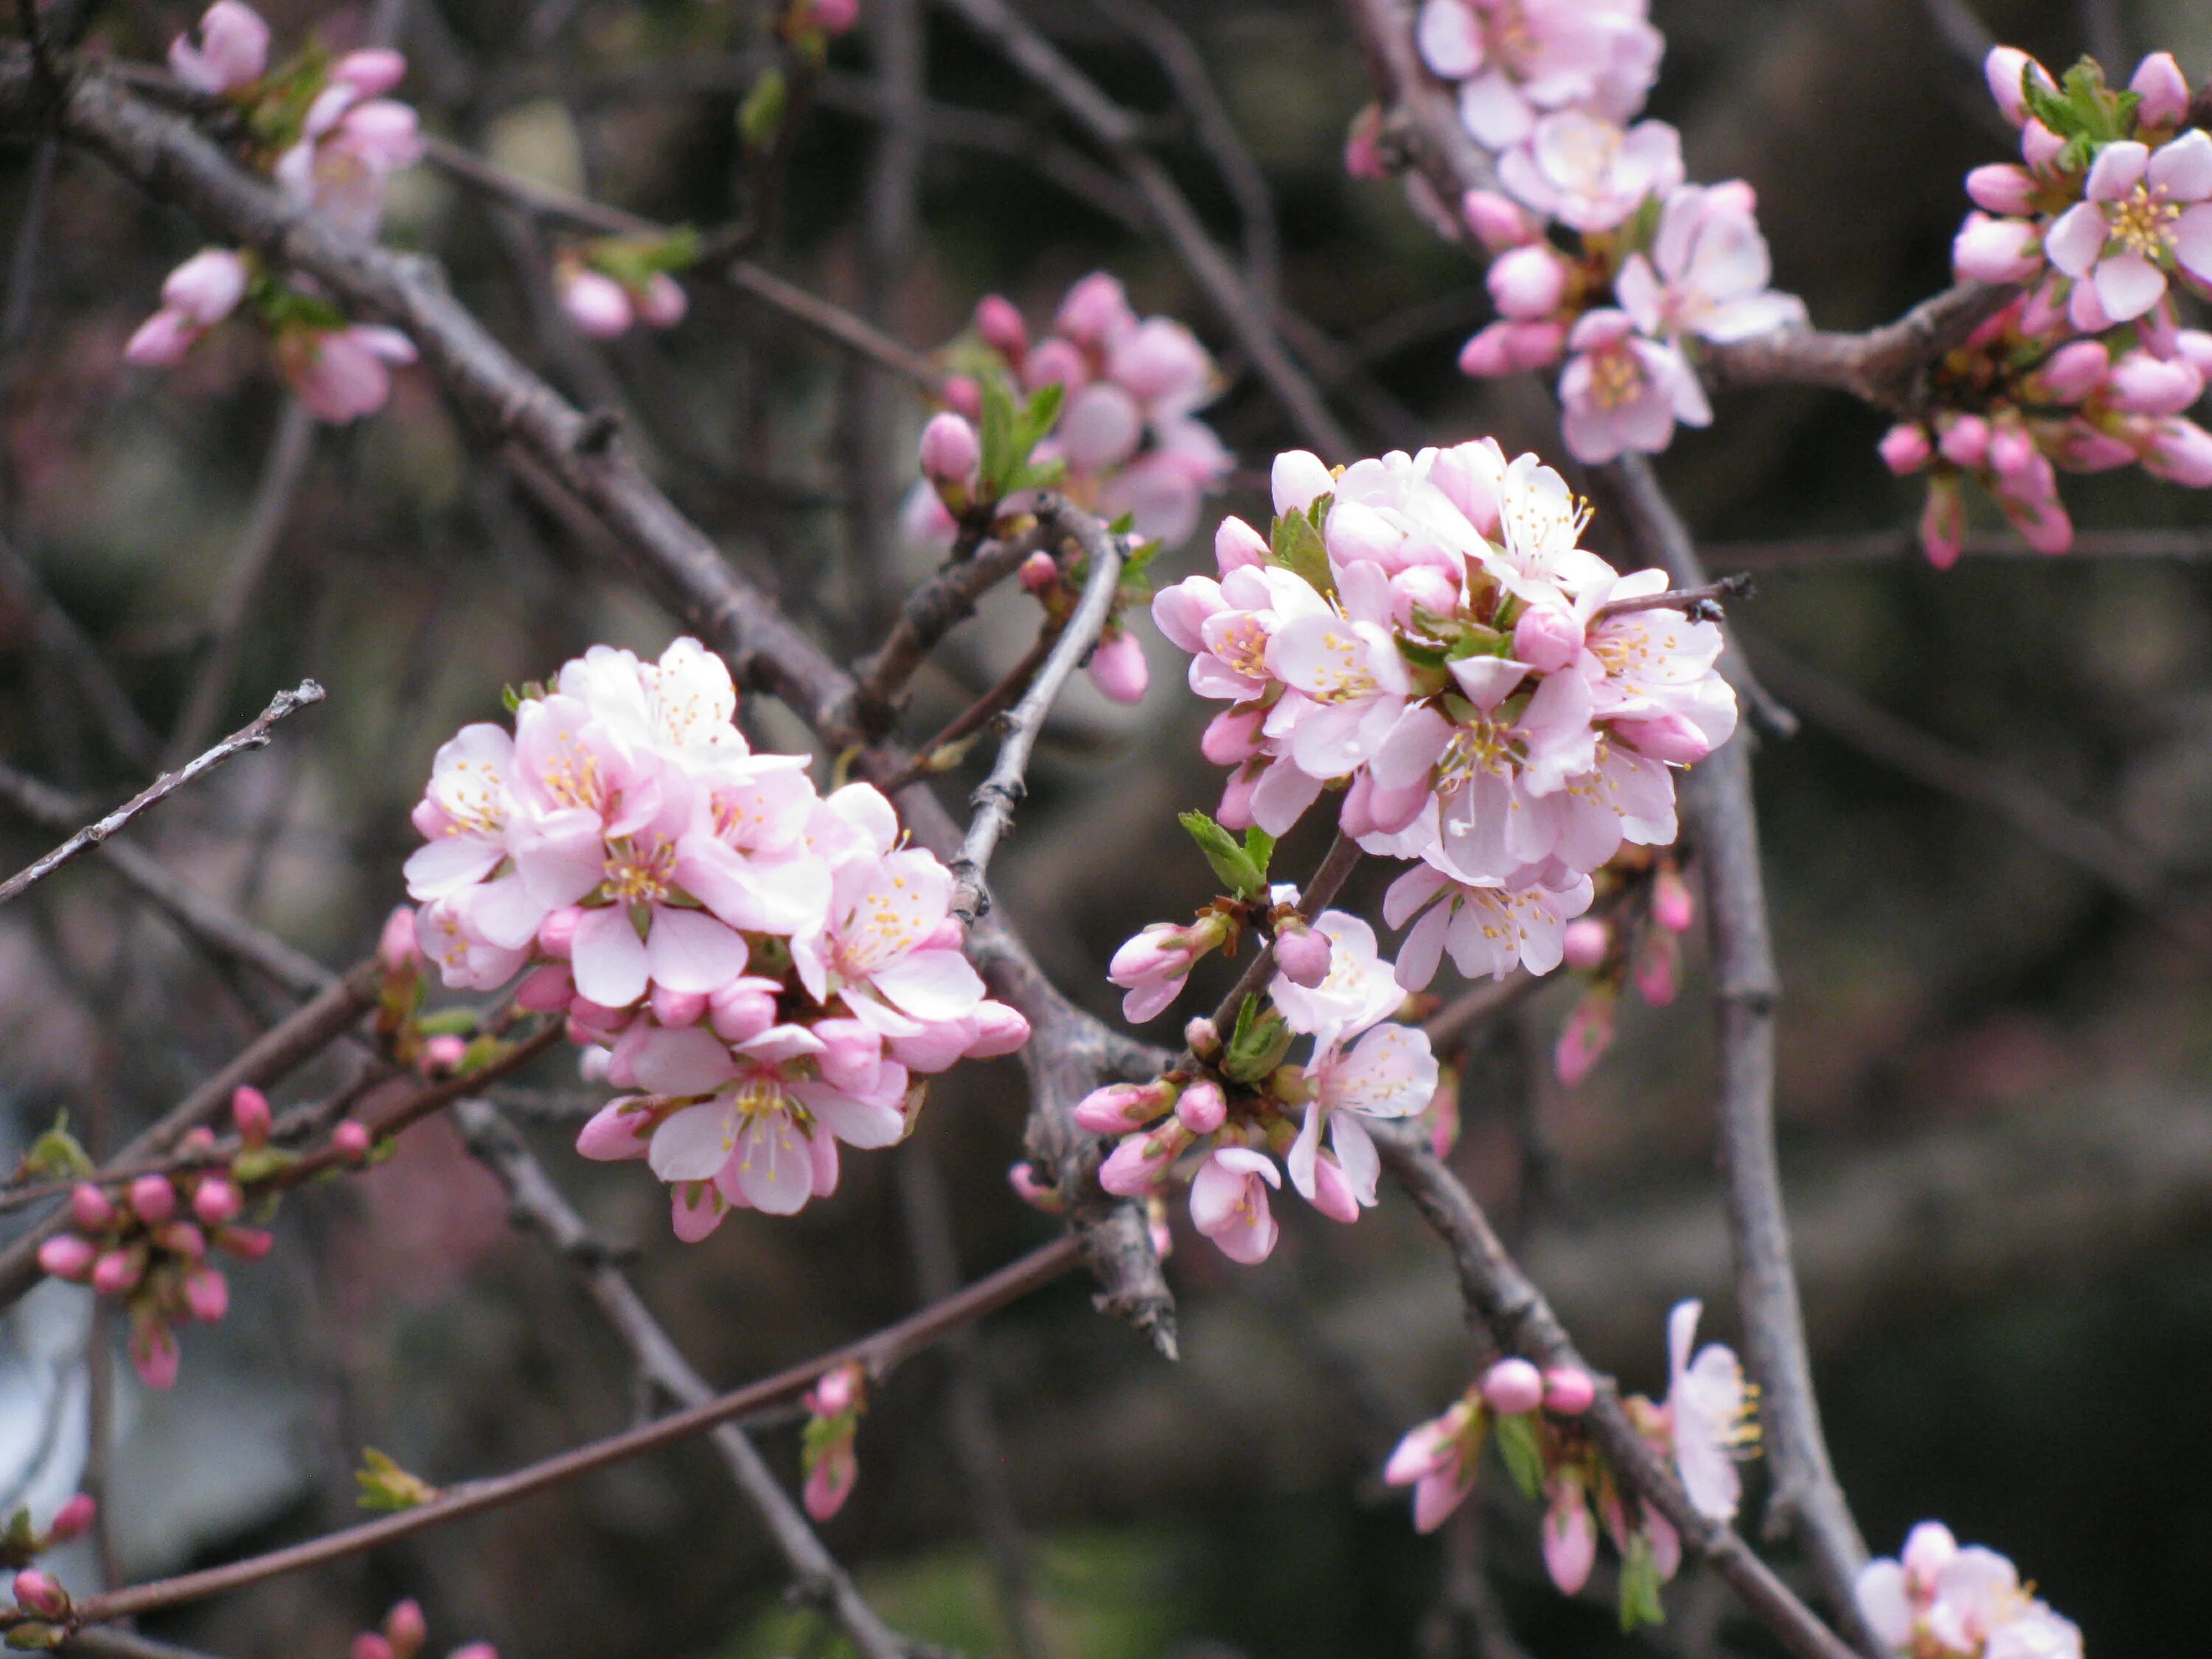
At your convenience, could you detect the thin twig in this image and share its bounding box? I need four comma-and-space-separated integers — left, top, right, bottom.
0, 530, 161, 769
950, 499, 1124, 925
0, 679, 325, 908
453, 1099, 925, 1659
885, 633, 1054, 788
1589, 574, 1750, 625
22, 1236, 1081, 1632
850, 526, 1046, 737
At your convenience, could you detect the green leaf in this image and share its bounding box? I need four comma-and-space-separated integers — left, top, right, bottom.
1221, 998, 1293, 1085
1180, 811, 1266, 898
415, 1008, 479, 1037
1269, 501, 1335, 595
738, 68, 789, 150
977, 376, 1022, 499
1491, 1411, 1545, 1499
1240, 827, 1276, 885
355, 1447, 440, 1512
7, 1623, 63, 1649
21, 1114, 91, 1183
1618, 1535, 1668, 1632
231, 1145, 299, 1186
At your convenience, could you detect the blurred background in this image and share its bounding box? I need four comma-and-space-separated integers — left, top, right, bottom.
2, 0, 2211, 1654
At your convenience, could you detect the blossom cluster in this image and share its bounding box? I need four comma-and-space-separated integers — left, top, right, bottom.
352, 1598, 498, 1659
1402, 3, 1804, 462
1151, 439, 1733, 998
1387, 1301, 1753, 1630
554, 235, 695, 342
908, 274, 1233, 553
1857, 1523, 2081, 1659
34, 1086, 286, 1390
1885, 47, 2212, 563
125, 1, 424, 421
403, 638, 1029, 1237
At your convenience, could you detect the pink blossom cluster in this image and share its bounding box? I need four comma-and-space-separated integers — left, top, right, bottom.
554, 246, 691, 341
800, 1361, 866, 1522
1150, 440, 1734, 999
402, 638, 1029, 1237
35, 1086, 279, 1390
1857, 1524, 2081, 1659
1082, 909, 1439, 1262
908, 274, 1233, 552
1387, 1301, 1751, 1628
352, 1597, 498, 1659
1551, 849, 1694, 1085
1883, 46, 2212, 563
126, 2, 424, 422
1413, 0, 1663, 151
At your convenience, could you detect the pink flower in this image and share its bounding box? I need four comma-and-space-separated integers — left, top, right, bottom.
1488, 242, 1571, 319
1187, 1147, 1281, 1264
169, 0, 269, 94
790, 851, 986, 1038
276, 324, 417, 422
1384, 1397, 1481, 1532
1856, 1526, 2081, 1659
1499, 113, 1683, 234
1290, 1020, 1436, 1215
1416, 0, 1663, 150
1662, 1299, 1750, 1522
560, 268, 634, 338
2044, 130, 2212, 325
1108, 916, 1230, 1023
1543, 1476, 1599, 1592
1386, 863, 1596, 986
1558, 308, 1709, 462
1087, 628, 1149, 703
2132, 52, 2191, 131
1952, 211, 2046, 284
1617, 184, 1806, 344
164, 248, 251, 326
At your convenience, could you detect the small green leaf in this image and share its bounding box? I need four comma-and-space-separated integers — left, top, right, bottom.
978, 376, 1022, 498
1221, 998, 1293, 1084
1180, 810, 1265, 899
21, 1115, 91, 1183
231, 1145, 299, 1185
6, 1623, 63, 1649
415, 1008, 479, 1037
738, 69, 789, 150
1618, 1535, 1668, 1632
1492, 1411, 1545, 1500
1240, 827, 1276, 886
1269, 499, 1335, 594
355, 1447, 441, 1512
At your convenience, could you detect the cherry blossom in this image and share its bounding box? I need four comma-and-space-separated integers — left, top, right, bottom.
1413, 0, 1663, 150
1186, 1148, 1281, 1263
168, 0, 268, 94
1857, 1524, 2082, 1659
1557, 308, 1710, 462
2045, 131, 2212, 324
1660, 1298, 1753, 1522
1615, 183, 1808, 345
1498, 113, 1683, 234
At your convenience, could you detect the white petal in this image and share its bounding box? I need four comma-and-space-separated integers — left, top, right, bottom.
645, 907, 754, 994
648, 1101, 738, 1181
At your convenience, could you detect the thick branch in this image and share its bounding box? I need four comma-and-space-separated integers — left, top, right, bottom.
0, 679, 324, 907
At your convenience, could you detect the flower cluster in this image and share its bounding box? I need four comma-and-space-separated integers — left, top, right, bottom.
35, 1087, 285, 1389
800, 1361, 866, 1522
1388, 1301, 1752, 1629
127, 1, 424, 421
1152, 439, 1733, 995
1856, 1524, 2081, 1659
1408, 0, 1804, 463
554, 235, 695, 341
1079, 908, 1439, 1262
403, 638, 1029, 1237
1884, 47, 2212, 563
352, 1598, 498, 1659
908, 274, 1233, 553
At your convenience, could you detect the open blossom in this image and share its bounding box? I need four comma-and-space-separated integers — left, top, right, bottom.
2045, 129, 2212, 325
1558, 308, 1710, 462
1660, 1299, 1753, 1522
1857, 1524, 2082, 1659
1186, 1148, 1281, 1263
1499, 112, 1683, 233
169, 0, 268, 93
1414, 0, 1663, 150
1615, 183, 1807, 344
274, 324, 418, 422
411, 637, 1026, 1235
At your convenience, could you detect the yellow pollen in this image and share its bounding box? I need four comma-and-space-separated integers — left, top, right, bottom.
1589, 347, 1646, 411
2111, 182, 2181, 258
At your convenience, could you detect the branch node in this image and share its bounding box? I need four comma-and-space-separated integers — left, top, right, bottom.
575, 407, 622, 453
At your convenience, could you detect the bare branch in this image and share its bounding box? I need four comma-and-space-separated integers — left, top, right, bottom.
1588, 574, 1750, 625
0, 679, 325, 908
0, 530, 161, 770
850, 526, 1048, 740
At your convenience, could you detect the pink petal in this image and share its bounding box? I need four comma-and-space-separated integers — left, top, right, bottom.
570, 904, 649, 1008
2094, 250, 2168, 321
2084, 139, 2149, 202
2150, 128, 2212, 200
645, 907, 752, 995
2042, 202, 2108, 278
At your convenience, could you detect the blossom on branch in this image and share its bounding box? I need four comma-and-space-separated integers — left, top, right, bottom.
1857, 1524, 2082, 1659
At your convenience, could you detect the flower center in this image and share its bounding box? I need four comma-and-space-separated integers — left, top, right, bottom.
1213, 614, 1270, 678
603, 838, 676, 905
535, 738, 605, 814
1305, 625, 1379, 703
1437, 717, 1515, 790
1588, 346, 1646, 411
2110, 181, 2181, 258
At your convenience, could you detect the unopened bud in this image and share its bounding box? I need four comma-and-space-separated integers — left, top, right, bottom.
333, 1121, 373, 1163
156, 1221, 208, 1259
183, 1265, 229, 1323
649, 984, 708, 1028
1543, 1366, 1597, 1416
192, 1178, 243, 1227
91, 1249, 142, 1298
384, 1598, 428, 1659
35, 1235, 94, 1284
515, 963, 574, 1012
217, 1225, 275, 1262
975, 293, 1028, 360
422, 1034, 467, 1075
1017, 549, 1060, 594
1512, 605, 1582, 672
1480, 1357, 1545, 1416
1561, 919, 1610, 970
1183, 1016, 1220, 1057
1006, 1161, 1064, 1212
1652, 866, 1694, 934
11, 1570, 66, 1619
1175, 1079, 1228, 1135
1273, 925, 1332, 988
43, 1496, 94, 1545
1072, 1081, 1174, 1136
377, 905, 421, 975
232, 1085, 272, 1146
919, 411, 981, 488
942, 374, 984, 420
68, 1184, 114, 1233
352, 1637, 395, 1659
128, 1175, 177, 1225
1877, 423, 1933, 476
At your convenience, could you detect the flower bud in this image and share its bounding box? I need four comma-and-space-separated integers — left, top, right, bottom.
1020, 339, 1087, 394
160, 248, 248, 327
1554, 992, 1615, 1088
919, 411, 981, 487
942, 373, 984, 420
1086, 630, 1149, 704
192, 1178, 243, 1228
709, 978, 779, 1043
217, 1225, 275, 1262
156, 1221, 208, 1259
1938, 414, 1991, 469
69, 1183, 114, 1234
384, 1598, 428, 1659
91, 1249, 143, 1297
2021, 119, 2067, 176
1175, 1079, 1228, 1135
2174, 330, 2212, 378
130, 1318, 181, 1390
2144, 417, 2212, 487
422, 1034, 467, 1074
1561, 918, 1610, 970
975, 293, 1029, 360
130, 1175, 177, 1225
1652, 865, 1694, 934
558, 268, 633, 339
44, 1495, 94, 1544
2107, 349, 2205, 415
36, 1235, 95, 1283
649, 985, 708, 1028
1214, 515, 1268, 574
377, 905, 420, 974
1457, 321, 1520, 378
1200, 706, 1265, 765
1305, 1152, 1363, 1223
1611, 713, 1714, 765
1543, 1483, 1599, 1593
12, 1569, 67, 1618
1634, 928, 1680, 1006
1006, 1161, 1064, 1211
232, 1085, 272, 1145
1184, 1016, 1220, 1057
1986, 423, 2039, 485
1984, 46, 2048, 126
1964, 164, 2037, 218
1877, 422, 1933, 475
1503, 319, 1568, 372
1461, 188, 1537, 251
352, 1638, 395, 1659
1512, 605, 1582, 672
333, 1121, 373, 1163
1543, 1366, 1597, 1415
1097, 1121, 1192, 1197
2034, 338, 2110, 402
636, 274, 687, 330
331, 47, 406, 97
1920, 474, 1966, 569
1018, 550, 1060, 594
1273, 925, 1332, 989
1488, 243, 1568, 319
537, 905, 582, 959
1072, 1081, 1174, 1135
1480, 1357, 1544, 1415
2132, 52, 2191, 129
183, 1265, 229, 1323
515, 963, 574, 1012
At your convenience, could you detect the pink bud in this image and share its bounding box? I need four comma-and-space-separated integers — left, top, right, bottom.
377, 905, 420, 973
1634, 929, 1680, 1006
130, 1175, 177, 1225
1175, 1079, 1228, 1135
1184, 1016, 1220, 1053
1305, 1152, 1363, 1224
1920, 475, 1966, 569
1480, 1357, 1544, 1415
1086, 630, 1149, 704
2146, 417, 2212, 487
1006, 1161, 1062, 1211
12, 1569, 66, 1618
332, 48, 407, 97
1488, 243, 1568, 319
1543, 1486, 1599, 1593
636, 274, 687, 330
1214, 515, 1268, 574
708, 978, 778, 1043
558, 268, 633, 339
810, 1364, 860, 1418
1610, 712, 1714, 765
1020, 338, 1088, 394
217, 1225, 275, 1262
975, 293, 1029, 360
180, 1127, 218, 1156
515, 963, 574, 1012
129, 1318, 181, 1390
1938, 414, 1991, 469
537, 905, 582, 959
810, 0, 858, 34
1554, 994, 1615, 1088
447, 1646, 499, 1659
2034, 338, 2110, 402
232, 1085, 272, 1145
1273, 926, 1332, 988
1986, 423, 2039, 484
2021, 119, 2067, 176
159, 248, 248, 327
1652, 866, 1694, 934
91, 1249, 143, 1297
1964, 164, 2037, 217
156, 1220, 208, 1259
1500, 320, 1568, 372
333, 1121, 373, 1162
1877, 422, 1933, 475
1561, 918, 1610, 970
69, 1183, 114, 1233
37, 1234, 95, 1283
1343, 103, 1387, 181
2131, 52, 2191, 128
192, 1178, 243, 1227
1512, 605, 1582, 671
1984, 46, 2048, 127
183, 1265, 229, 1323
2107, 350, 2205, 415
648, 985, 708, 1028
422, 1034, 467, 1074
1543, 1366, 1596, 1415
1072, 1082, 1172, 1136
1097, 1121, 1192, 1197
1200, 707, 1265, 765
2174, 330, 2212, 378
125, 308, 202, 367
919, 411, 981, 487
1461, 188, 1537, 251
352, 1638, 396, 1659
1456, 321, 1519, 378
1018, 550, 1060, 594
574, 1099, 650, 1162
385, 1598, 428, 1659
45, 1495, 94, 1543
942, 373, 984, 420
